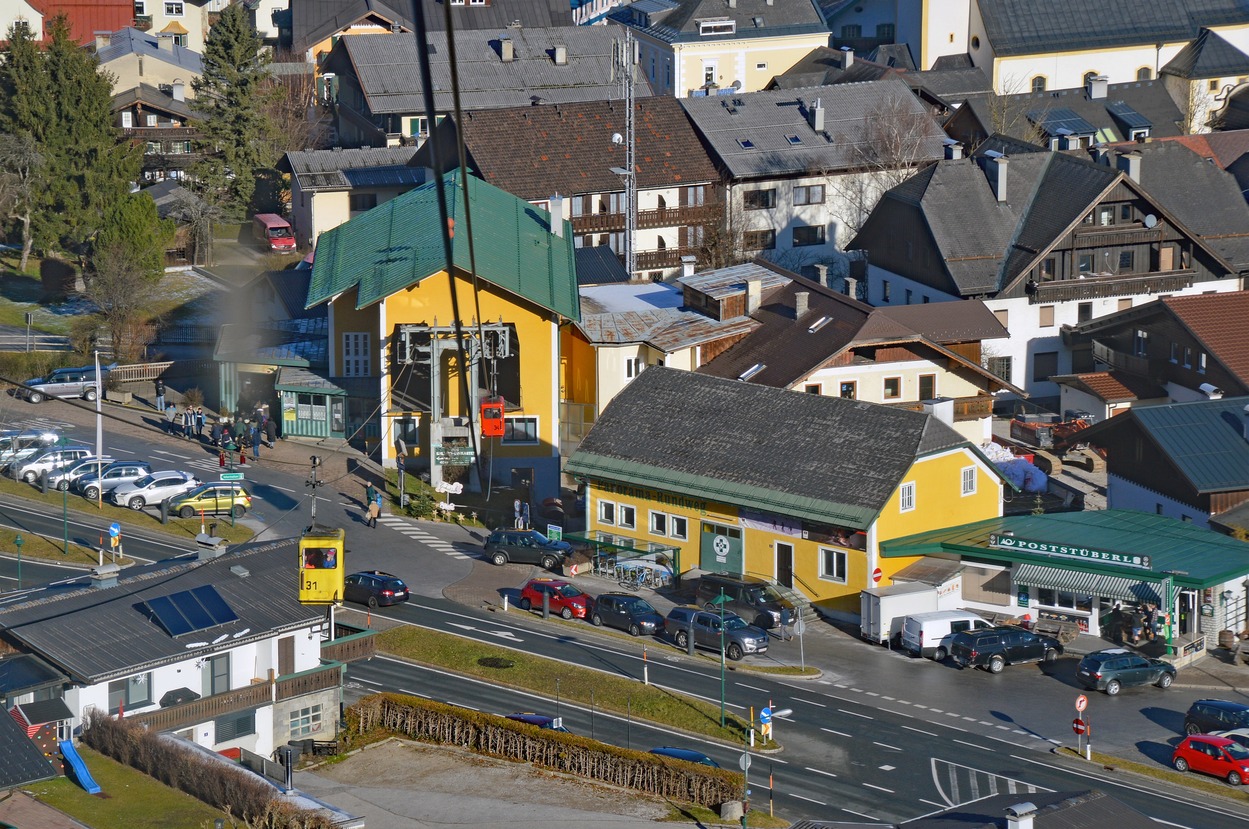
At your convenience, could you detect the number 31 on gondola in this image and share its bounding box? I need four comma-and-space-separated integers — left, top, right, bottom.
298, 526, 345, 605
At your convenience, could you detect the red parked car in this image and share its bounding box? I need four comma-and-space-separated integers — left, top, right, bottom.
1172, 735, 1249, 785
518, 578, 591, 620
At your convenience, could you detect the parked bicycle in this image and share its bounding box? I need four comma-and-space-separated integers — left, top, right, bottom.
618, 567, 651, 591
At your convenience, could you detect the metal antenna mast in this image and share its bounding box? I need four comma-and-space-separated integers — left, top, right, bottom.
620, 30, 637, 279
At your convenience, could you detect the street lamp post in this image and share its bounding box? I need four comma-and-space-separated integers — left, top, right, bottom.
710, 588, 730, 727
58, 435, 68, 555
14, 534, 23, 589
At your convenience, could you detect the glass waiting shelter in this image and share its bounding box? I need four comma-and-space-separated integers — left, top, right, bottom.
564, 531, 681, 587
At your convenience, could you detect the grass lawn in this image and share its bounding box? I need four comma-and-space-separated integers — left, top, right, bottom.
0, 474, 254, 561
378, 625, 773, 747
1058, 746, 1249, 802
30, 746, 230, 829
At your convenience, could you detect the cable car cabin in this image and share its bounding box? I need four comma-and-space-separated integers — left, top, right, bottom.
481, 396, 505, 438
299, 526, 345, 605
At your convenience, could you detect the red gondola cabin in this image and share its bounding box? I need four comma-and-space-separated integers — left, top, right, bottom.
481, 396, 505, 438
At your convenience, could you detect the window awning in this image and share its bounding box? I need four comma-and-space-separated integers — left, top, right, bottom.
1013, 563, 1162, 604
160, 21, 189, 35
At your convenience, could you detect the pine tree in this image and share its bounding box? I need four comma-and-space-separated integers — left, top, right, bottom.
0, 21, 50, 139
192, 3, 271, 218
40, 16, 138, 257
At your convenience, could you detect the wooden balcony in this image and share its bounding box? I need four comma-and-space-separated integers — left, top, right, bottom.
129, 661, 343, 733
124, 127, 199, 140
890, 395, 994, 421
571, 202, 721, 234
1031, 270, 1195, 303
1072, 223, 1165, 247
321, 626, 376, 663
1092, 340, 1154, 378
634, 245, 701, 271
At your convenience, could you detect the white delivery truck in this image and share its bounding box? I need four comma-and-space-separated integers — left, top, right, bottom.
860, 582, 938, 645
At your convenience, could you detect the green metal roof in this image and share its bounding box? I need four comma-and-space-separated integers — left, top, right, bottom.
1128, 395, 1249, 493
306, 169, 579, 321
880, 510, 1249, 590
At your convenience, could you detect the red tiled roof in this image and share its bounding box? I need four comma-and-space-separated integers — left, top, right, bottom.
1064, 371, 1167, 403
1106, 130, 1249, 170
27, 0, 133, 45
1164, 291, 1249, 386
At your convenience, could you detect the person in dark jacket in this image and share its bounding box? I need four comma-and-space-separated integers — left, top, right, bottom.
264, 417, 277, 447
153, 378, 165, 411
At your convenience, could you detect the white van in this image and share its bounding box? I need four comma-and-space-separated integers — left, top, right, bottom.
901, 610, 992, 660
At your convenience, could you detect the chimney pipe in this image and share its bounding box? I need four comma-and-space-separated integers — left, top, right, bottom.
745, 278, 761, 315
1116, 151, 1142, 183
500, 37, 514, 62
989, 156, 1009, 202
681, 254, 697, 278
809, 100, 825, 132
1087, 74, 1109, 99
554, 44, 567, 65
812, 262, 829, 287
840, 46, 854, 67
94, 32, 110, 52
549, 193, 564, 236
943, 139, 963, 160
1006, 802, 1036, 829
794, 291, 809, 318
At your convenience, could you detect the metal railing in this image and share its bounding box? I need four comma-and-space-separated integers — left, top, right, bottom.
1031, 270, 1195, 303
571, 202, 721, 234
107, 362, 174, 383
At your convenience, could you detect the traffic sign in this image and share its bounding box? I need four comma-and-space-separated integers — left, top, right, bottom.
793, 616, 807, 636
220, 472, 245, 482
108, 523, 121, 538
872, 567, 882, 584
1075, 694, 1088, 713
759, 707, 772, 725
739, 753, 752, 772
1072, 718, 1087, 735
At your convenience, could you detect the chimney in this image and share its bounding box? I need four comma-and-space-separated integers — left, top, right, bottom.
988, 156, 1009, 202
681, 254, 697, 278
1116, 151, 1142, 183
500, 36, 514, 62
844, 276, 858, 299
943, 138, 963, 160
745, 278, 761, 315
1057, 129, 1076, 151
813, 262, 829, 287
808, 99, 825, 132
727, 0, 735, 7
1087, 74, 1109, 99
94, 32, 111, 52
794, 291, 809, 318
158, 35, 175, 52
549, 193, 564, 236
1091, 144, 1111, 165
1243, 403, 1249, 440
91, 563, 121, 590
840, 46, 854, 67
171, 81, 185, 102
1005, 802, 1036, 829
554, 44, 567, 65
921, 398, 954, 425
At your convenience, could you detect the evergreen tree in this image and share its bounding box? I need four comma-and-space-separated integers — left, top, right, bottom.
41, 16, 137, 257
192, 3, 271, 217
0, 21, 50, 140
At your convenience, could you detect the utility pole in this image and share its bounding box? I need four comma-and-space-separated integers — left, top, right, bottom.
612, 29, 637, 279
307, 455, 322, 526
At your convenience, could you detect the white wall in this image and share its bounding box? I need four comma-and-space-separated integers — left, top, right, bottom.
1107, 474, 1209, 527
0, 0, 41, 39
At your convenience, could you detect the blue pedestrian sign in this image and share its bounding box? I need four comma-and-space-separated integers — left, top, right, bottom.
759, 706, 772, 739
108, 523, 121, 538
759, 707, 771, 724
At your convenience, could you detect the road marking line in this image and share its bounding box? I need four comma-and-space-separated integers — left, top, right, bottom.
837, 709, 873, 720
953, 739, 991, 750
872, 741, 901, 751
268, 484, 295, 493
804, 767, 837, 778
925, 707, 939, 712
398, 688, 430, 698
820, 727, 852, 738
735, 682, 769, 692
963, 716, 978, 721
793, 697, 826, 707
842, 808, 878, 820
865, 691, 880, 696
788, 794, 826, 805
919, 799, 946, 809
862, 783, 894, 793
902, 725, 938, 737
881, 695, 895, 700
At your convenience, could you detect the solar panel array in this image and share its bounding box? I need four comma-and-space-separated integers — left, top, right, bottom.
1105, 101, 1153, 130
1028, 107, 1098, 136
146, 585, 239, 637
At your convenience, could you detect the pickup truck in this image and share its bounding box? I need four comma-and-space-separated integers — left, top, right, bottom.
949, 626, 1063, 673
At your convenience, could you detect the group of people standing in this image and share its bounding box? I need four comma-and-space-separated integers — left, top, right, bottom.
1109, 602, 1158, 645
153, 379, 278, 459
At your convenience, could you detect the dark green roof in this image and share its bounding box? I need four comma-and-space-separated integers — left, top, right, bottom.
880, 510, 1249, 590
307, 170, 579, 320
566, 367, 976, 529
1115, 395, 1249, 493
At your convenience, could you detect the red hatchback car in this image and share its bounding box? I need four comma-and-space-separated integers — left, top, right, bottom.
1172, 735, 1249, 785
518, 578, 591, 620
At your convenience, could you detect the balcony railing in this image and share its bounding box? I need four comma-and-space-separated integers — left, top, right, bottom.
1030, 269, 1195, 303
890, 395, 994, 421
1091, 340, 1154, 377
571, 202, 721, 234
124, 127, 198, 140
635, 245, 701, 271
129, 661, 343, 733
1072, 223, 1164, 247
320, 627, 376, 663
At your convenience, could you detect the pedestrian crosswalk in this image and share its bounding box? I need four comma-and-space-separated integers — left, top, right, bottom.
930, 758, 1052, 807
376, 514, 474, 560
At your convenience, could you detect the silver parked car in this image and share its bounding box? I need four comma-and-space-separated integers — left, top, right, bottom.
9, 445, 93, 483
76, 461, 152, 500
45, 456, 114, 491
0, 430, 59, 470
16, 365, 109, 403
109, 471, 201, 511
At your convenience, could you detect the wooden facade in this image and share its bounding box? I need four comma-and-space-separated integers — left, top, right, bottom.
1081, 311, 1248, 396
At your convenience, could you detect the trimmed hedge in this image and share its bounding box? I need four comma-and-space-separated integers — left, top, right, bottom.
350, 692, 742, 807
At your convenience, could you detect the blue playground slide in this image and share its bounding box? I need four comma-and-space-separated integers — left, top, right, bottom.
59, 740, 101, 795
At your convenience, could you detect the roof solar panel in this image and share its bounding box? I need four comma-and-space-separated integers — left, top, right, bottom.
1105, 101, 1152, 130
191, 585, 239, 626
171, 591, 215, 630
146, 595, 194, 637
1028, 107, 1097, 135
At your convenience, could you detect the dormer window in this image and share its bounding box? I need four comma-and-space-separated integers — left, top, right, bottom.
737, 138, 755, 149
699, 19, 735, 36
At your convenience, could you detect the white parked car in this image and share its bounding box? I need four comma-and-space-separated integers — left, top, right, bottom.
109, 471, 201, 511
45, 457, 114, 491
10, 445, 93, 483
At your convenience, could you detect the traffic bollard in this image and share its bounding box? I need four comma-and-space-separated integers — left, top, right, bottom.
542, 589, 550, 620
687, 617, 696, 655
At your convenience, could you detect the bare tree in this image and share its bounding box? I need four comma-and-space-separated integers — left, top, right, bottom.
259, 73, 331, 160
84, 239, 161, 363
0, 132, 43, 271
982, 75, 1049, 147
172, 190, 225, 267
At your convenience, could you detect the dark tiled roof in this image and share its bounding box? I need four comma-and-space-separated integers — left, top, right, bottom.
14, 698, 74, 726
0, 543, 320, 684
930, 53, 974, 70
875, 301, 1007, 342
610, 0, 826, 45
451, 96, 718, 200
280, 146, 421, 191
1164, 291, 1249, 387
575, 246, 631, 285
1162, 27, 1249, 79
290, 0, 413, 55
1131, 396, 1249, 492
1051, 371, 1168, 403
769, 46, 897, 89
111, 83, 195, 121
416, 0, 573, 31
868, 43, 917, 70
0, 714, 55, 789
0, 654, 66, 697
904, 66, 991, 100
334, 27, 649, 114
679, 78, 947, 178
977, 0, 1249, 57
566, 366, 970, 528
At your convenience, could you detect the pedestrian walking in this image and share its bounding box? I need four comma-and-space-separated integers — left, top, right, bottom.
264, 417, 277, 448
210, 420, 222, 448
1109, 603, 1125, 645
195, 407, 206, 437
153, 378, 165, 412
1131, 609, 1145, 645
165, 403, 177, 434
183, 405, 195, 440
250, 423, 262, 458
365, 483, 379, 528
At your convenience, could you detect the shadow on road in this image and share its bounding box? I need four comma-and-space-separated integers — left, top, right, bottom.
1141, 705, 1185, 734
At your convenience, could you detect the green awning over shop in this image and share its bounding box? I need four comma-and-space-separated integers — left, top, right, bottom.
1012, 563, 1163, 604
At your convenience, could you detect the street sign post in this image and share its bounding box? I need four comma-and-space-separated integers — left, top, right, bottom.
1075, 694, 1088, 712
759, 707, 772, 740
220, 472, 245, 482
1074, 694, 1091, 760
1072, 718, 1086, 734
